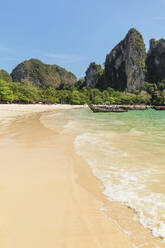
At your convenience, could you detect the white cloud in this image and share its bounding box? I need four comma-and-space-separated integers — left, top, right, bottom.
45, 53, 83, 64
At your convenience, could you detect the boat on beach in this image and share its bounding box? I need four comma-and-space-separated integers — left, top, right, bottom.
88, 104, 150, 112
123, 105, 149, 110
88, 104, 128, 113
152, 106, 165, 110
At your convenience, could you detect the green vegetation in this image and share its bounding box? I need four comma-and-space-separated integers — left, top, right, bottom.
0, 70, 12, 82
141, 81, 165, 105
0, 80, 14, 102
0, 74, 165, 105
0, 78, 157, 105
91, 62, 103, 77
11, 59, 77, 89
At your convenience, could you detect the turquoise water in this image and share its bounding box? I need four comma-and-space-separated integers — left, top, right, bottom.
45, 108, 165, 240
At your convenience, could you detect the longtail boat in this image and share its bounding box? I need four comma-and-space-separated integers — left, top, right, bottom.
153, 106, 165, 110
88, 104, 128, 113
120, 105, 149, 110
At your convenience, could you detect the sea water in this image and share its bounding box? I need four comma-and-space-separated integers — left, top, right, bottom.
45, 108, 165, 240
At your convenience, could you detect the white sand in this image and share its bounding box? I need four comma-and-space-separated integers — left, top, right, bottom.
0, 104, 163, 248
0, 104, 85, 126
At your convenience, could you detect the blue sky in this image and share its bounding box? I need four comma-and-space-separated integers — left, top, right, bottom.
0, 0, 165, 78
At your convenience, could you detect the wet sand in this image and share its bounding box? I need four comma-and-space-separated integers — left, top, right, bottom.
0, 105, 164, 248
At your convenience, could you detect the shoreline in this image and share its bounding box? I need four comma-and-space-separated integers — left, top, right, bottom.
40, 108, 165, 247
0, 105, 164, 247
0, 104, 86, 127
73, 140, 165, 247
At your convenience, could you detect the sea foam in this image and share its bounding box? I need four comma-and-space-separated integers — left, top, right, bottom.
74, 132, 165, 241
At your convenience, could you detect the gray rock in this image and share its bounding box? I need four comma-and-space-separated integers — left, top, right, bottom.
85, 62, 103, 88
146, 39, 165, 83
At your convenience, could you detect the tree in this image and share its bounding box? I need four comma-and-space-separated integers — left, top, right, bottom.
70, 90, 81, 104
0, 80, 14, 102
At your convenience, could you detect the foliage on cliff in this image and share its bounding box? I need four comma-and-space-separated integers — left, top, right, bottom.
0, 70, 12, 82
11, 59, 77, 89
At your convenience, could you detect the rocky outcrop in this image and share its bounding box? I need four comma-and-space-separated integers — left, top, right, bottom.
85, 62, 103, 88
0, 70, 12, 82
11, 59, 77, 88
146, 39, 165, 83
104, 28, 146, 91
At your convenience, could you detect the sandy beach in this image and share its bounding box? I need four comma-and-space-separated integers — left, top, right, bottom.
0, 104, 164, 248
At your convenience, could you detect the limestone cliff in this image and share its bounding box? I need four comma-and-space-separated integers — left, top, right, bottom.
11, 59, 77, 88
85, 62, 103, 88
104, 28, 146, 91
146, 39, 165, 83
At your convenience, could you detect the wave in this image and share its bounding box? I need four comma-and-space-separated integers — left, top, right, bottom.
74, 132, 165, 241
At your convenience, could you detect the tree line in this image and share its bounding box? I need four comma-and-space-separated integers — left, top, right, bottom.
0, 78, 165, 105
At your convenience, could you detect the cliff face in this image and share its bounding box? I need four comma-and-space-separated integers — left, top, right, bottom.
104, 28, 146, 91
85, 62, 103, 88
146, 39, 165, 83
11, 59, 77, 88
